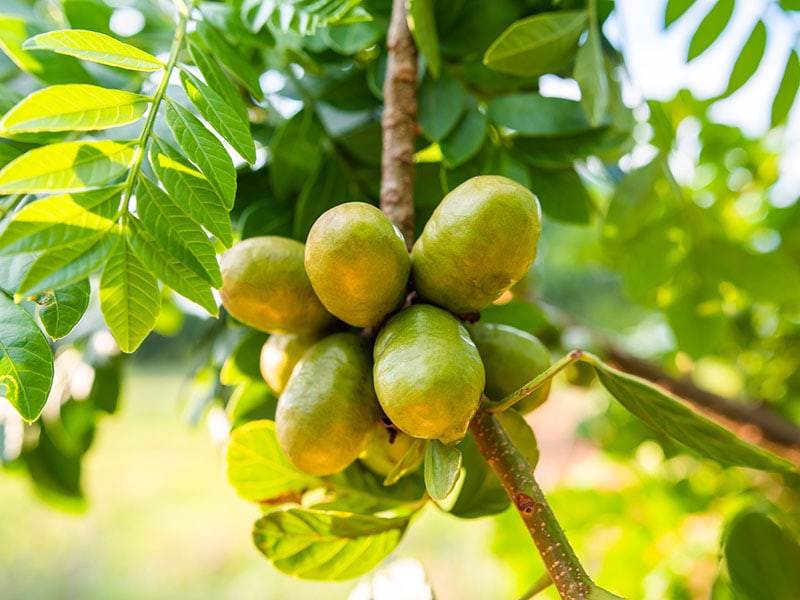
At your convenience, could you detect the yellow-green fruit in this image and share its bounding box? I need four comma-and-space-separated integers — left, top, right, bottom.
359, 425, 422, 477
305, 202, 411, 327
275, 332, 379, 476
259, 333, 321, 394
220, 236, 337, 335
373, 304, 485, 444
411, 176, 541, 314
467, 322, 551, 414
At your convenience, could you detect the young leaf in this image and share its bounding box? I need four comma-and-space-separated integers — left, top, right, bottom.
487, 93, 591, 136
664, 0, 696, 28
179, 69, 256, 164
722, 20, 766, 97
190, 23, 264, 101
573, 13, 609, 127
449, 434, 509, 519
408, 0, 441, 78
771, 50, 800, 127
22, 29, 163, 71
252, 507, 409, 581
588, 357, 797, 475
135, 174, 222, 288
165, 99, 236, 209
37, 279, 91, 340
483, 10, 587, 78
186, 41, 249, 125
0, 186, 121, 255
417, 69, 466, 142
440, 100, 487, 168
126, 217, 219, 316
99, 236, 160, 353
424, 439, 462, 502
148, 137, 232, 247
0, 84, 150, 133
0, 291, 54, 422
383, 438, 428, 486
0, 140, 135, 194
226, 420, 318, 502
687, 0, 735, 61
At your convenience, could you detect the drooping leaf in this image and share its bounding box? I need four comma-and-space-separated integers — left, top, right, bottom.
135, 174, 222, 288
664, 0, 696, 28
0, 84, 150, 133
165, 99, 236, 209
440, 99, 487, 168
417, 69, 466, 141
269, 108, 325, 202
148, 137, 233, 247
483, 10, 587, 78
487, 93, 591, 136
186, 41, 250, 125
226, 420, 317, 502
0, 291, 53, 421
383, 438, 428, 486
22, 29, 163, 71
99, 236, 160, 353
589, 357, 797, 475
179, 69, 256, 164
528, 165, 593, 224
449, 434, 509, 519
252, 507, 409, 581
573, 14, 609, 126
190, 23, 264, 101
0, 140, 135, 194
771, 50, 800, 127
37, 279, 91, 340
687, 0, 735, 61
408, 0, 440, 78
722, 20, 766, 97
424, 439, 462, 502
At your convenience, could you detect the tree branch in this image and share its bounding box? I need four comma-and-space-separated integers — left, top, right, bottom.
380, 0, 417, 250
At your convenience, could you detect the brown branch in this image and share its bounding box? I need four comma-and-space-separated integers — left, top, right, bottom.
380, 0, 417, 250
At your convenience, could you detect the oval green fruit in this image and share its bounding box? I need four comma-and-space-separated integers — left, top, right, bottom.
373, 304, 485, 444
467, 322, 551, 414
275, 332, 379, 476
305, 202, 410, 327
220, 236, 337, 335
411, 175, 541, 314
359, 425, 422, 477
259, 333, 322, 394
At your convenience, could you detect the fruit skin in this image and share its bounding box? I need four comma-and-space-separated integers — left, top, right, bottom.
411, 175, 541, 314
275, 332, 379, 476
467, 322, 551, 414
373, 304, 485, 444
305, 202, 411, 328
220, 236, 337, 335
359, 425, 423, 477
259, 333, 321, 395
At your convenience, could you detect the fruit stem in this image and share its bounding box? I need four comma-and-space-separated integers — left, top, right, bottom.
468, 409, 594, 600
380, 0, 417, 250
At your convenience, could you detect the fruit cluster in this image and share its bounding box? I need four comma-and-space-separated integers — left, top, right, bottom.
220, 175, 550, 478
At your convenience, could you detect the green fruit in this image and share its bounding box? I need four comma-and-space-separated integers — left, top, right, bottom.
305, 202, 411, 327
411, 175, 541, 314
259, 333, 321, 394
359, 425, 422, 477
220, 236, 337, 335
467, 322, 551, 414
275, 332, 379, 476
373, 304, 485, 444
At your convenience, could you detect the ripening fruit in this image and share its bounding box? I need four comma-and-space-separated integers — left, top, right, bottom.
305, 202, 411, 328
359, 424, 423, 477
411, 175, 541, 314
373, 304, 485, 445
259, 333, 322, 395
467, 322, 551, 414
219, 236, 337, 335
275, 333, 379, 476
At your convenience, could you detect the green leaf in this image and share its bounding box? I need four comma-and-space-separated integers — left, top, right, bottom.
771, 50, 800, 127
269, 109, 325, 202
573, 15, 609, 126
179, 69, 256, 164
253, 507, 409, 581
487, 93, 591, 136
292, 153, 353, 241
227, 380, 277, 427
0, 291, 53, 421
408, 0, 441, 78
0, 84, 150, 133
190, 23, 263, 101
37, 279, 91, 340
322, 20, 383, 55
165, 100, 236, 209
722, 20, 766, 97
528, 165, 593, 224
127, 217, 219, 315
148, 137, 232, 247
440, 99, 487, 168
99, 236, 160, 353
383, 438, 428, 486
449, 434, 509, 519
709, 239, 800, 303
664, 0, 696, 28
496, 410, 539, 467
0, 186, 121, 255
135, 175, 222, 288
483, 10, 587, 78
0, 140, 135, 194
22, 29, 163, 71
219, 329, 268, 386
687, 0, 735, 61
510, 126, 614, 167
779, 0, 800, 10
725, 511, 800, 600
424, 439, 462, 502
417, 69, 466, 141
186, 41, 249, 125
226, 420, 317, 502
589, 357, 797, 475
